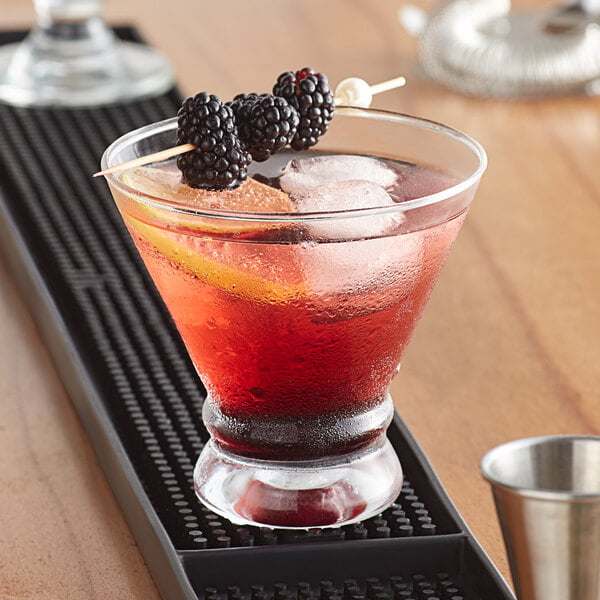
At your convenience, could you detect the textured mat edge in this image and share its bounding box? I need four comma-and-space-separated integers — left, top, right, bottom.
0, 190, 197, 600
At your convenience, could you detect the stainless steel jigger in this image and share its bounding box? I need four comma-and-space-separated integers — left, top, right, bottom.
481, 435, 600, 600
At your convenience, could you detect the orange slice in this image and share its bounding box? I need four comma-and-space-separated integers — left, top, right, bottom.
115, 165, 309, 303
121, 163, 293, 212
122, 212, 308, 304
120, 164, 295, 237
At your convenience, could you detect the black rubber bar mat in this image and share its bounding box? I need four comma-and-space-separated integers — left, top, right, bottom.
0, 28, 514, 600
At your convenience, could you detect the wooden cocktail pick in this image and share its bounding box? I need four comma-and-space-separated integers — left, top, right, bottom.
93, 143, 195, 178
93, 75, 407, 178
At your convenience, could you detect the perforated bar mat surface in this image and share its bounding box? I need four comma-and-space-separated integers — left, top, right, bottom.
0, 29, 514, 600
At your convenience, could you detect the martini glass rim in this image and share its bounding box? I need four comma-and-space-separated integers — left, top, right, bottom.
101, 107, 487, 223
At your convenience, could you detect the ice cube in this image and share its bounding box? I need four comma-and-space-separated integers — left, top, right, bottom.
280, 155, 398, 194
299, 228, 425, 310
290, 180, 405, 240
291, 179, 391, 212
292, 180, 421, 309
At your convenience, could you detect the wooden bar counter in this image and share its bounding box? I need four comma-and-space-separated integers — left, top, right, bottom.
0, 0, 598, 597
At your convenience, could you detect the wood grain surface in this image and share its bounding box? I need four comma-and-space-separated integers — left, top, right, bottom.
0, 0, 599, 598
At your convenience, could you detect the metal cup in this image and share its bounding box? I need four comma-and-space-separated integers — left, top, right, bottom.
481, 435, 600, 600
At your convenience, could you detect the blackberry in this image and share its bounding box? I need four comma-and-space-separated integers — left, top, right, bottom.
273, 67, 335, 151
227, 92, 267, 126
176, 92, 251, 189
228, 93, 299, 162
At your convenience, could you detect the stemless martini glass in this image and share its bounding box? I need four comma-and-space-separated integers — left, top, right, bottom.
102, 108, 486, 529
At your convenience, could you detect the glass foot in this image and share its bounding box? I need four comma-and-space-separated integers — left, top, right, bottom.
193, 436, 403, 529
0, 36, 173, 107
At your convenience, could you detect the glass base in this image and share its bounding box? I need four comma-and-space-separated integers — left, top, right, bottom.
0, 35, 174, 107
193, 435, 403, 529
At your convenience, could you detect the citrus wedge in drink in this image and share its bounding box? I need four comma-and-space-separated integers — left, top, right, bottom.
113, 164, 308, 304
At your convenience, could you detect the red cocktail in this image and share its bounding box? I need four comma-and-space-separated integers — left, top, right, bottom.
103, 108, 486, 528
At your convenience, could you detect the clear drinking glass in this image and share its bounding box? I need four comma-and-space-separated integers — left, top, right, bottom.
101, 108, 487, 528
0, 0, 173, 107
